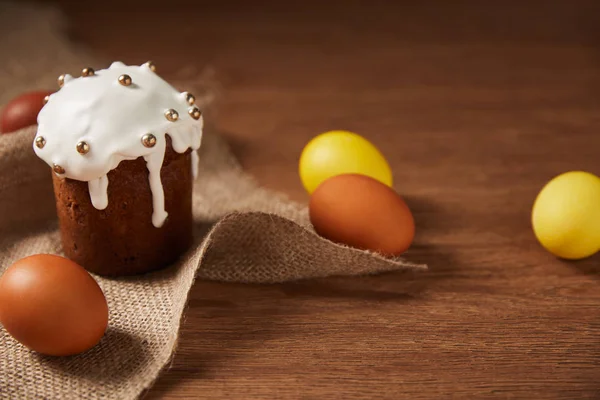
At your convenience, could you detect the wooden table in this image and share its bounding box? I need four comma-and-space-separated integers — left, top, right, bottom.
48, 1, 600, 398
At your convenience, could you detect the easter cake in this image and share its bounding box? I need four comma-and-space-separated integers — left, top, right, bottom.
33, 61, 204, 276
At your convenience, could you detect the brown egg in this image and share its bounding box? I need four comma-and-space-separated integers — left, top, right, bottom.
309, 173, 415, 256
0, 254, 108, 356
0, 90, 53, 134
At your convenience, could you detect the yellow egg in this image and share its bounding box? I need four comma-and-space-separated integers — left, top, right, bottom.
532, 171, 600, 259
299, 130, 393, 194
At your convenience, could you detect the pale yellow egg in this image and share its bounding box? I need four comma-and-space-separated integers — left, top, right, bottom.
299, 130, 393, 194
532, 171, 600, 259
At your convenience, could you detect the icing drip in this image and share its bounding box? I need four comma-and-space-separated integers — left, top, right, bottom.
169, 123, 203, 179
88, 175, 109, 210
33, 62, 204, 228
191, 124, 202, 179
191, 151, 199, 179
144, 147, 168, 228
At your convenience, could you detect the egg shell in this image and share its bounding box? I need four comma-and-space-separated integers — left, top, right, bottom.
299, 130, 393, 194
532, 171, 600, 259
0, 254, 109, 356
309, 173, 415, 256
0, 90, 54, 134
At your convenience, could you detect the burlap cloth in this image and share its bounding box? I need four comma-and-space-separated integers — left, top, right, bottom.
0, 3, 426, 399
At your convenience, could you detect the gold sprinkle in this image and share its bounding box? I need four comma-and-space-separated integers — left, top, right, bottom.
188, 107, 201, 120
185, 92, 195, 105
146, 61, 156, 72
118, 74, 132, 86
76, 141, 90, 154
43, 95, 50, 105
53, 164, 65, 175
82, 67, 95, 77
141, 133, 157, 148
165, 109, 179, 122
35, 136, 46, 149
57, 74, 65, 88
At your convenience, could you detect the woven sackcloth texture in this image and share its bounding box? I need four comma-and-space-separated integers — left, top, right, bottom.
0, 2, 426, 399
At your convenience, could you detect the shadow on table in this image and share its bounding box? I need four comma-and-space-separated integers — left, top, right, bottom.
279, 271, 425, 302
402, 194, 460, 283
562, 252, 600, 277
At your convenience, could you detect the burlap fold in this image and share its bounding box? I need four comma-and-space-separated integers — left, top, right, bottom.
0, 3, 426, 399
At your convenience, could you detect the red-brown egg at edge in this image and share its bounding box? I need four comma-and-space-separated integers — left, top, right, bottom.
0, 90, 53, 134
0, 254, 108, 356
309, 173, 415, 256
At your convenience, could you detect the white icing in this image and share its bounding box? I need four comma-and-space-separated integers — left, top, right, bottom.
191, 151, 199, 179
34, 62, 204, 228
143, 140, 168, 228
88, 175, 109, 209
62, 74, 74, 84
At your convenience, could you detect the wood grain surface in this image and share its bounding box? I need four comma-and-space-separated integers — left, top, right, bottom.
41, 1, 600, 398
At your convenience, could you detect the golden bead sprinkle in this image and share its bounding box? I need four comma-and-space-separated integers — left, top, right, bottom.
82, 67, 95, 77
141, 133, 157, 148
76, 141, 90, 155
118, 74, 132, 86
43, 95, 50, 105
35, 136, 46, 149
188, 107, 201, 120
53, 164, 65, 175
57, 74, 66, 88
164, 109, 179, 122
146, 61, 156, 72
185, 92, 195, 105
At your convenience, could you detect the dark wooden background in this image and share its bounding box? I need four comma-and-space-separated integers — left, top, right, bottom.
38, 1, 600, 398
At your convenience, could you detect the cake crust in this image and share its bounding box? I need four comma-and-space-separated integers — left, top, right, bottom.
52, 141, 193, 276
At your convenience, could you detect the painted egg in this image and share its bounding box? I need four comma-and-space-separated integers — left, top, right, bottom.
309, 173, 415, 256
532, 171, 600, 259
0, 254, 109, 356
0, 90, 53, 134
299, 130, 393, 194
